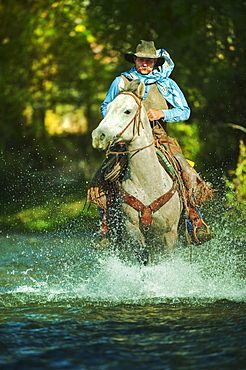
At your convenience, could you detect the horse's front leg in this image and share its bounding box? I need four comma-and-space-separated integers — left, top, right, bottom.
162, 227, 179, 252
125, 219, 149, 265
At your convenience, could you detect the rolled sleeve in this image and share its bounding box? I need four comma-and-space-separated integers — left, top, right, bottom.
163, 105, 191, 123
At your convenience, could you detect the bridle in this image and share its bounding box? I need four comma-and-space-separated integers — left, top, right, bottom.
106, 92, 154, 156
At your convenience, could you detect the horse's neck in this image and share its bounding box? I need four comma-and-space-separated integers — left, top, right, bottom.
126, 116, 172, 192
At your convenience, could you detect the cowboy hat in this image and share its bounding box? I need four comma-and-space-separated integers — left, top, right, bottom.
124, 40, 165, 67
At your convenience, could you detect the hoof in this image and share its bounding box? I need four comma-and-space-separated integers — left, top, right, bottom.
92, 237, 110, 249
136, 249, 149, 266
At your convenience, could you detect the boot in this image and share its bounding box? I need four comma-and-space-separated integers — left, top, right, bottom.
174, 153, 214, 209
174, 153, 215, 244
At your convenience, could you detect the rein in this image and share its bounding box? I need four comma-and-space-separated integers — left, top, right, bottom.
106, 92, 153, 156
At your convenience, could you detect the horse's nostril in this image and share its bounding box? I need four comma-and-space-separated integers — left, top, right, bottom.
100, 133, 105, 141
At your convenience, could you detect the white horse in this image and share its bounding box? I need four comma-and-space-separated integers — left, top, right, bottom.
92, 80, 182, 262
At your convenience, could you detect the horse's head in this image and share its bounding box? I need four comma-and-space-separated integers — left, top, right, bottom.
92, 80, 146, 150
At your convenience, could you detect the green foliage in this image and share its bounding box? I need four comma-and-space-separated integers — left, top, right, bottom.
167, 122, 200, 163
224, 138, 246, 221
0, 0, 245, 193
0, 0, 105, 162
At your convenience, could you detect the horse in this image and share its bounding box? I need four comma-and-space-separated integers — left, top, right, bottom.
92, 80, 183, 263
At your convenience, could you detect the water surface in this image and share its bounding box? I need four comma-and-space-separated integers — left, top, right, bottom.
0, 232, 245, 369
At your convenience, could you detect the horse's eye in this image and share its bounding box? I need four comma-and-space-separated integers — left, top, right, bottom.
124, 109, 131, 114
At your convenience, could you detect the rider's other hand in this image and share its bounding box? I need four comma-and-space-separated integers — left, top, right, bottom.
147, 109, 165, 121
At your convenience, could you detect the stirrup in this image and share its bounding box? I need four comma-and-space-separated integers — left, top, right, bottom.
189, 222, 215, 245
195, 227, 214, 244
188, 208, 215, 244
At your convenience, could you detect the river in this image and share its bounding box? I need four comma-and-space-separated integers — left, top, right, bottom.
0, 231, 245, 369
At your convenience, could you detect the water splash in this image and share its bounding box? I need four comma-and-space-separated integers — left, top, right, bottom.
74, 240, 245, 304
1, 233, 244, 307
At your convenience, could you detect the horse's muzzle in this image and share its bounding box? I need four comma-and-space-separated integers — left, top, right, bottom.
92, 129, 108, 150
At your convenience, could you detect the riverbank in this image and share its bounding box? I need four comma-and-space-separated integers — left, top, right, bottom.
1, 164, 98, 233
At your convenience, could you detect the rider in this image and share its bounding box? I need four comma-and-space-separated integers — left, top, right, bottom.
90, 40, 214, 244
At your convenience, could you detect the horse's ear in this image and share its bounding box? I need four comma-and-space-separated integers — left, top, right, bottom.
125, 79, 145, 98
136, 81, 145, 99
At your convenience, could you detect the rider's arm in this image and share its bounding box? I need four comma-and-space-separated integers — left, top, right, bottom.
163, 80, 191, 123
100, 76, 122, 118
